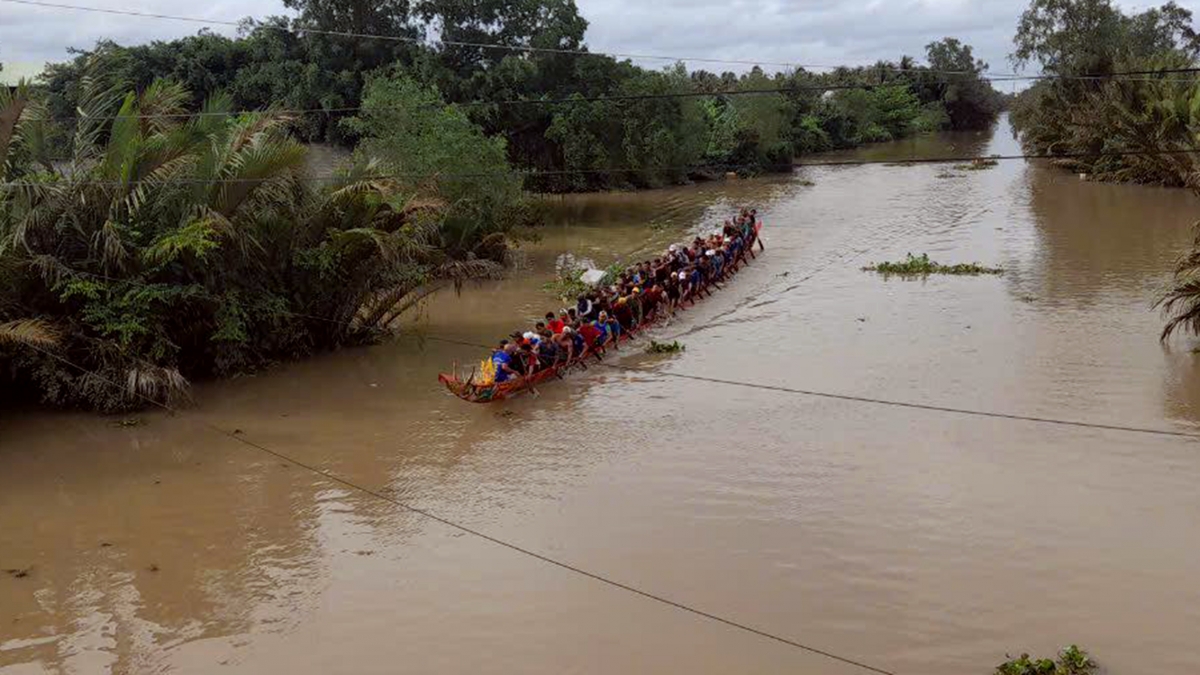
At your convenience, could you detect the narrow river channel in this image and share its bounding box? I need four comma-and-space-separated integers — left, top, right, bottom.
3, 116, 1200, 674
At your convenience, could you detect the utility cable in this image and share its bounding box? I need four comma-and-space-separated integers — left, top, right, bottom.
418, 335, 1200, 441
0, 0, 1006, 76
20, 341, 897, 675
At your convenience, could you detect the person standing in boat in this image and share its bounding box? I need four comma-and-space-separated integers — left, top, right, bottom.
750, 209, 764, 251
664, 273, 681, 313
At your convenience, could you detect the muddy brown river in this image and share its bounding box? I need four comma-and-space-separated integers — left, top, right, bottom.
4, 116, 1200, 674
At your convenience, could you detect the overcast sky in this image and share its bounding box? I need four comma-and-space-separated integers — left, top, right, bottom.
0, 0, 1189, 80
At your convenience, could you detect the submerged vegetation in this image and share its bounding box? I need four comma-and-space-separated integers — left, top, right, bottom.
646, 340, 685, 354
863, 253, 1003, 275
543, 262, 591, 303
995, 645, 1096, 675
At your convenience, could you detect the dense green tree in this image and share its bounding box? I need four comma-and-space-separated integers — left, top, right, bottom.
342, 71, 532, 255
1013, 0, 1126, 75
418, 0, 587, 77
923, 38, 1003, 130
1009, 0, 1200, 184
35, 0, 1002, 190
0, 77, 511, 409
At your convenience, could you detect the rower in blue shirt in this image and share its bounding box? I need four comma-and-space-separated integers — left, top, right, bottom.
491, 340, 519, 383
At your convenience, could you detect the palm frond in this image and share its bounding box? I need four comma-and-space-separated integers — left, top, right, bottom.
0, 318, 59, 348
1157, 220, 1200, 342
92, 219, 130, 272
0, 80, 32, 178
125, 362, 191, 405
136, 79, 190, 136
71, 72, 129, 167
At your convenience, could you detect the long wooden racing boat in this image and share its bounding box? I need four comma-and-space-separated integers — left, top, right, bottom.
439, 223, 764, 402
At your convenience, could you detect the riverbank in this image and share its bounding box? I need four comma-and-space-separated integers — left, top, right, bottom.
4, 118, 1200, 675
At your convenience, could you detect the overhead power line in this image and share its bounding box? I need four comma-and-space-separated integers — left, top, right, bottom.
20, 339, 899, 675
3, 148, 1198, 189
417, 337, 1200, 441
0, 0, 987, 76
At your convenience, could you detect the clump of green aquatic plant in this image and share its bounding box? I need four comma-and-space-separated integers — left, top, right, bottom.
995, 645, 1095, 675
545, 259, 629, 301
646, 340, 685, 354
797, 179, 816, 186
863, 253, 1002, 276
543, 262, 590, 302
598, 261, 627, 286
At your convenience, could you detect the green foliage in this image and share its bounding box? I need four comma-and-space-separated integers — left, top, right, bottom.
995, 645, 1096, 675
543, 261, 590, 303
343, 71, 528, 251
646, 340, 685, 354
598, 261, 626, 286
35, 8, 1000, 193
923, 38, 1003, 130
1157, 221, 1200, 340
0, 77, 517, 410
829, 85, 928, 144
863, 253, 1003, 275
545, 64, 707, 190
1010, 0, 1200, 187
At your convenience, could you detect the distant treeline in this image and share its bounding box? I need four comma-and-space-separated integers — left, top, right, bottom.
1009, 0, 1200, 186
33, 0, 1002, 192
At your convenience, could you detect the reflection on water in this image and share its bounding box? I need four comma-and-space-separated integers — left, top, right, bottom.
4, 116, 1200, 675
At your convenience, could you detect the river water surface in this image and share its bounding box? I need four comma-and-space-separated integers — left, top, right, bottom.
4, 117, 1200, 675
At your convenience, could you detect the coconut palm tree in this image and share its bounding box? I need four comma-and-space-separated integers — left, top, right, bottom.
1, 72, 511, 410
1158, 224, 1200, 341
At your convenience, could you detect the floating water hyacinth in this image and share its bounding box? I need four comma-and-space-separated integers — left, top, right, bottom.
863, 253, 1002, 276
646, 340, 685, 354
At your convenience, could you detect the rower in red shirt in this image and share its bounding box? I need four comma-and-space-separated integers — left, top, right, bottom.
546, 311, 567, 334
577, 321, 602, 349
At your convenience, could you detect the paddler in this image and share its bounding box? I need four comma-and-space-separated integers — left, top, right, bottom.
492, 340, 520, 383
594, 310, 621, 349
577, 294, 595, 322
